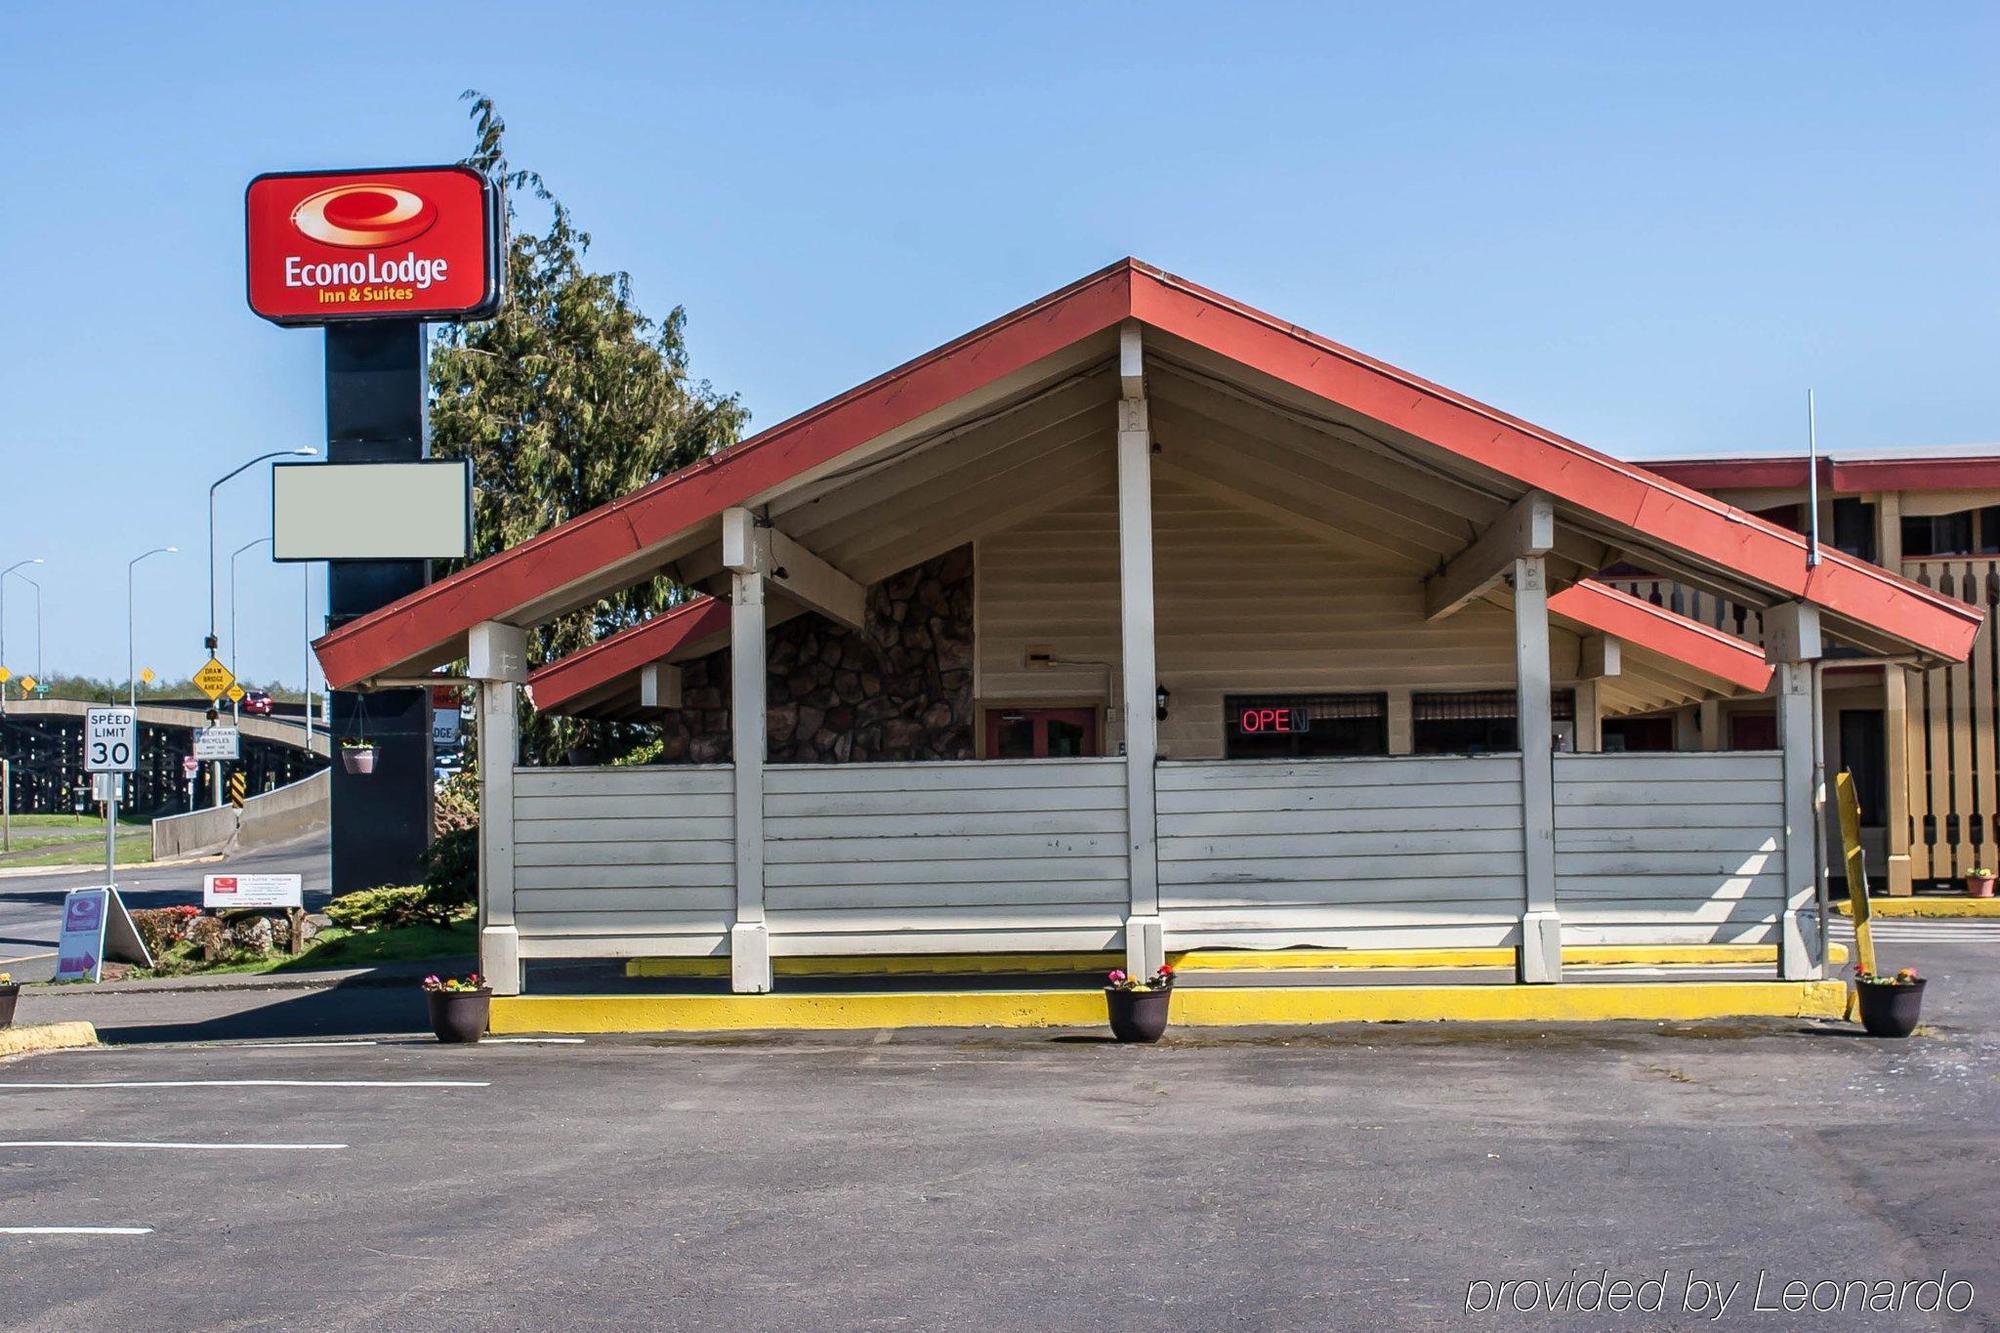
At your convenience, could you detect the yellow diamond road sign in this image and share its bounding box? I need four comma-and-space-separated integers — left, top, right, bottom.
226, 683, 247, 703
0, 667, 10, 684
18, 675, 35, 693
194, 657, 236, 701
141, 667, 155, 684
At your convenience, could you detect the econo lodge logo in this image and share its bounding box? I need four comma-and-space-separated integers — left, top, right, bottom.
245, 165, 500, 325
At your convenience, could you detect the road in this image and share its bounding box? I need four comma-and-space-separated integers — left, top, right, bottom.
0, 831, 329, 983
0, 940, 1995, 1331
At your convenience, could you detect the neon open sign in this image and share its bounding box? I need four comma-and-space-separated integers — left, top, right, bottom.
1236, 704, 1311, 735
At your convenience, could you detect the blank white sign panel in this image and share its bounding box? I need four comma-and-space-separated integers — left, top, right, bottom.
272, 460, 472, 561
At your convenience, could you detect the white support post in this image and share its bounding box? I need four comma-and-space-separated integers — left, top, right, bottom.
1697, 699, 1724, 752
467, 620, 527, 996
1514, 554, 1561, 983
1573, 679, 1603, 753
727, 556, 772, 993
475, 678, 521, 996
1766, 601, 1823, 979
1116, 323, 1164, 978
1385, 687, 1414, 756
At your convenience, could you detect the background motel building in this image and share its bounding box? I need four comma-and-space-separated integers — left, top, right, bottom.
1606, 450, 2000, 899
314, 261, 1981, 997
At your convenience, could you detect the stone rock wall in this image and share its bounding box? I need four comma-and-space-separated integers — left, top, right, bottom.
650, 545, 974, 764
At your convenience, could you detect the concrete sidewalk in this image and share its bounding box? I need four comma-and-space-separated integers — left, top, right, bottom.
11, 957, 472, 1044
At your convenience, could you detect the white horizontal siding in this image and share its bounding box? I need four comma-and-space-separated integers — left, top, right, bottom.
1553, 752, 1786, 946
763, 758, 1128, 950
1157, 755, 1526, 949
512, 766, 734, 954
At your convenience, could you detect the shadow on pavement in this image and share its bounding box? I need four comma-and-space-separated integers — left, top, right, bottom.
88, 980, 430, 1044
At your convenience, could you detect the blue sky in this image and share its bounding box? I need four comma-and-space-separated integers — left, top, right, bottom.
1, 2, 1994, 685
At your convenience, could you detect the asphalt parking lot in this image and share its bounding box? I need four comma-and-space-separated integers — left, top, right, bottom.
3, 980, 1997, 1333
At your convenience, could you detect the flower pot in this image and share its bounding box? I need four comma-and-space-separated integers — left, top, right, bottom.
1106, 986, 1173, 1043
1856, 979, 1926, 1038
426, 988, 492, 1043
0, 983, 19, 1030
341, 747, 377, 775
1966, 874, 1996, 898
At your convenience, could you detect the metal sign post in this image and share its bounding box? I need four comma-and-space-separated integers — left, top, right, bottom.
84, 706, 137, 890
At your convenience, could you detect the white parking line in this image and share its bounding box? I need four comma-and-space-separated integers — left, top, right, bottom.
0, 1080, 487, 1090
240, 1040, 380, 1049
0, 1226, 152, 1236
0, 1140, 346, 1151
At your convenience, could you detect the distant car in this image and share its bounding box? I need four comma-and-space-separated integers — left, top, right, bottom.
241, 689, 275, 716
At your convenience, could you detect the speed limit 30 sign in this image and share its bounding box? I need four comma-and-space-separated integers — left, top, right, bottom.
85, 706, 139, 773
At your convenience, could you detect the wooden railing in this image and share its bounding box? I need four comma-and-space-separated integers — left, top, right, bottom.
1900, 557, 2000, 882
1598, 578, 1766, 646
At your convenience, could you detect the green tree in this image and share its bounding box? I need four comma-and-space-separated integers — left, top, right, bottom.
431, 93, 747, 764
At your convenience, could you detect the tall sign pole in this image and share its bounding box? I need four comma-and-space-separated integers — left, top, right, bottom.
246, 165, 501, 893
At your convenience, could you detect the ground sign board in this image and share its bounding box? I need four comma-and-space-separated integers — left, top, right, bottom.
54, 887, 151, 983
204, 873, 303, 910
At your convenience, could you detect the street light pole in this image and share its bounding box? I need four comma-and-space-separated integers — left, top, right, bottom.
303, 561, 315, 747
127, 546, 176, 709
1, 557, 45, 706
20, 577, 41, 680
230, 536, 272, 724
207, 448, 314, 809
209, 448, 317, 657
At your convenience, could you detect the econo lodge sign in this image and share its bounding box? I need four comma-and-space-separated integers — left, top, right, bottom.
245, 165, 501, 325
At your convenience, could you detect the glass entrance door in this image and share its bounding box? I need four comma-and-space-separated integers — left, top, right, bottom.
984, 707, 1099, 758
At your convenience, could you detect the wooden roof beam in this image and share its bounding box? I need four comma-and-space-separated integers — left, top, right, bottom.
1424, 491, 1556, 622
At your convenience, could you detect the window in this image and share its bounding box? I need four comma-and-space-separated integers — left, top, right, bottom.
1412, 690, 1575, 755
1831, 498, 1877, 563
1602, 716, 1675, 752
1224, 693, 1387, 759
1902, 512, 1975, 558
983, 707, 1098, 758
1839, 709, 1886, 827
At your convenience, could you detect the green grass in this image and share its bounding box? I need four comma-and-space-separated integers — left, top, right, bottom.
0, 831, 153, 868
1, 813, 153, 866
124, 916, 476, 981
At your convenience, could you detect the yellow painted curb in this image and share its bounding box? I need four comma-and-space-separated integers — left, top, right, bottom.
493, 980, 1847, 1035
623, 942, 1828, 979
1836, 898, 2000, 919
0, 1022, 98, 1058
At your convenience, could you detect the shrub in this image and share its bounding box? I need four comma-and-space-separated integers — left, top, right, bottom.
433, 769, 479, 836
132, 905, 200, 959
420, 827, 479, 913
326, 885, 453, 931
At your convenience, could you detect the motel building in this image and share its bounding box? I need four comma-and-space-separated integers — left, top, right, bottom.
1599, 450, 2000, 899
313, 260, 1981, 1023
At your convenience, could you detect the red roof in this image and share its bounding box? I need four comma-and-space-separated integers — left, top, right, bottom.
527, 596, 728, 714
1548, 581, 1773, 693
314, 259, 1982, 688
1646, 454, 2000, 495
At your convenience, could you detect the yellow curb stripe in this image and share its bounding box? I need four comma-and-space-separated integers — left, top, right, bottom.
623, 942, 1833, 979
492, 980, 1847, 1035
1834, 898, 2000, 919
0, 1022, 99, 1059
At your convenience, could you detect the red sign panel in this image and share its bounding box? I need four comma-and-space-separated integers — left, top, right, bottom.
245, 166, 501, 325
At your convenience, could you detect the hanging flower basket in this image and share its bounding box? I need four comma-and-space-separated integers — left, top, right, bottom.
1104, 964, 1176, 1042
339, 739, 377, 775
1854, 968, 1926, 1038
